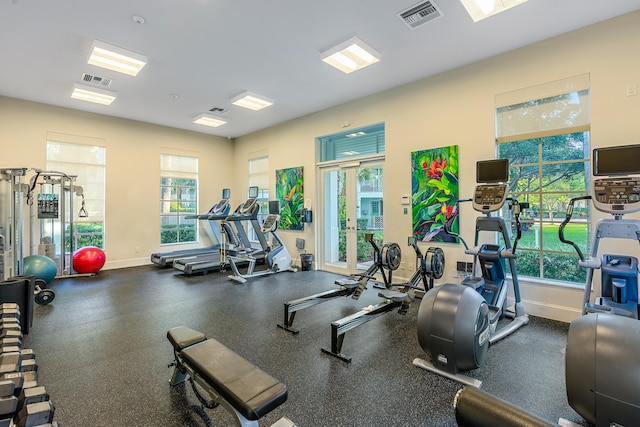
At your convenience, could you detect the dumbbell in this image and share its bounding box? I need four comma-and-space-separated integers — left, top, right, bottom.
0, 353, 37, 376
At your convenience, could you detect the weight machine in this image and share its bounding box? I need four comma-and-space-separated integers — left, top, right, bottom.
26, 170, 87, 278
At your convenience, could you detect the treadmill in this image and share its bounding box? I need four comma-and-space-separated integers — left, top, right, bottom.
172, 186, 263, 275
150, 188, 231, 267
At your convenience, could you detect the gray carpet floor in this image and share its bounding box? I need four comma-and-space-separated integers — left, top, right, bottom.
24, 265, 586, 426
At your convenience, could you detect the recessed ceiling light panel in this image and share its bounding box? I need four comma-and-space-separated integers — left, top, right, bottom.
231, 91, 274, 111
88, 40, 147, 76
460, 0, 529, 22
71, 83, 116, 105
193, 113, 227, 127
321, 36, 380, 74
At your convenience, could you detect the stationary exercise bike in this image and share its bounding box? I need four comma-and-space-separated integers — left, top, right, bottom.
228, 201, 294, 284
413, 158, 529, 386
559, 144, 640, 427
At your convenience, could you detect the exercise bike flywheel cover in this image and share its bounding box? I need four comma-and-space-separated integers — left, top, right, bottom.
425, 247, 445, 279
381, 242, 402, 271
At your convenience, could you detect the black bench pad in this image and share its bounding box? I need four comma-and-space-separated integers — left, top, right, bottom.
181, 338, 288, 421
167, 326, 206, 351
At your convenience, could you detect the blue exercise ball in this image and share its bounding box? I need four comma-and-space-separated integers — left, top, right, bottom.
23, 255, 58, 284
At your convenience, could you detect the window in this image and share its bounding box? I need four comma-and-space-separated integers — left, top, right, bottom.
496, 75, 590, 284
160, 154, 198, 245
319, 122, 385, 162
46, 137, 106, 249
248, 155, 269, 240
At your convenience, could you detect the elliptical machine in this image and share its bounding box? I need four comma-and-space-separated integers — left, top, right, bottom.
559, 144, 640, 427
413, 158, 529, 387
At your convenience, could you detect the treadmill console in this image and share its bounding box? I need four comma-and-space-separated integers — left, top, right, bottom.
210, 199, 230, 215
473, 184, 508, 214
239, 198, 257, 214
592, 177, 640, 214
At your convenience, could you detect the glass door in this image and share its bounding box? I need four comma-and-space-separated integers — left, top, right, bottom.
320, 161, 384, 276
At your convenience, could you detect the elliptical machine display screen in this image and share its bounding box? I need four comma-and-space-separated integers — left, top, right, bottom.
592, 145, 640, 214
473, 159, 509, 213
472, 184, 508, 213
476, 159, 508, 184
593, 144, 640, 176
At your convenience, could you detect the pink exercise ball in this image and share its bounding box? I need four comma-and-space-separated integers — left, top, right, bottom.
72, 246, 106, 274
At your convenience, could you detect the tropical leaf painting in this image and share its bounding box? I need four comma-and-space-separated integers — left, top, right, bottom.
276, 166, 304, 231
411, 145, 459, 243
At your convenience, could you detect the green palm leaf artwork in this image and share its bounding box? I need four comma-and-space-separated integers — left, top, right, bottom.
276, 166, 304, 231
411, 145, 459, 243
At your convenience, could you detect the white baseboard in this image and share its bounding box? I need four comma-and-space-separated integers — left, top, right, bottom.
103, 257, 151, 270
516, 297, 582, 323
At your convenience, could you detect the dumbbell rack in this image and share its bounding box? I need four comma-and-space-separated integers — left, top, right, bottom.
0, 302, 57, 427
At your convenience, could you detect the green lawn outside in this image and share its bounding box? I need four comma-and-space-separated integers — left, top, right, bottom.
518, 222, 588, 253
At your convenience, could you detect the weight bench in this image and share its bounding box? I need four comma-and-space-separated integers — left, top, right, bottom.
167, 326, 290, 427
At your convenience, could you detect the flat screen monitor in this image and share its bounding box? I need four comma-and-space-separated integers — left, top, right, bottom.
268, 200, 280, 215
248, 186, 259, 199
593, 144, 640, 176
476, 159, 509, 183
221, 188, 230, 200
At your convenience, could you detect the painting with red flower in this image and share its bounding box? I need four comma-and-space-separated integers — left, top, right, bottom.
411, 145, 459, 242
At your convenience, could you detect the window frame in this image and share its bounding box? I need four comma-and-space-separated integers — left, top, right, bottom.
46, 137, 106, 250
160, 154, 199, 246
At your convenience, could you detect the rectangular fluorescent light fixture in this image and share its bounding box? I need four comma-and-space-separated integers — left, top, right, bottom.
193, 113, 227, 128
88, 40, 147, 76
321, 36, 380, 74
71, 84, 116, 105
231, 91, 274, 111
460, 0, 529, 22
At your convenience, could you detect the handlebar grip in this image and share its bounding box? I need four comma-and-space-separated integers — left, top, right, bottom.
500, 250, 518, 259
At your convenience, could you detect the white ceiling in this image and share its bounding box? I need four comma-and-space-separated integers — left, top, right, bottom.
1, 0, 638, 139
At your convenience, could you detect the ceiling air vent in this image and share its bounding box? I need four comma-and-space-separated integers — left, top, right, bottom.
81, 73, 113, 87
398, 0, 443, 30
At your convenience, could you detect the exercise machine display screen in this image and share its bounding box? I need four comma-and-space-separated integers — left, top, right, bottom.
248, 186, 259, 199
268, 200, 280, 215
473, 184, 508, 214
593, 177, 640, 214
476, 159, 508, 184
593, 144, 640, 176
261, 213, 279, 232
591, 145, 640, 214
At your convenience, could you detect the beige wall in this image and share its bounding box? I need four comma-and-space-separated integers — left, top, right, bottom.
1, 12, 639, 321
233, 11, 640, 322
0, 97, 234, 269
